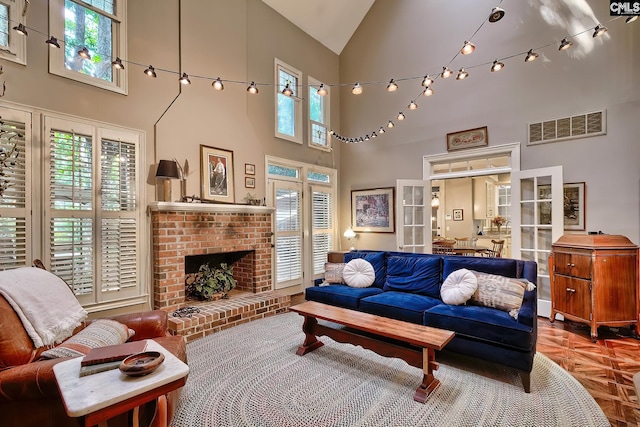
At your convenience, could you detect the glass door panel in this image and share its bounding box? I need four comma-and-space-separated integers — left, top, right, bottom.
396, 180, 428, 253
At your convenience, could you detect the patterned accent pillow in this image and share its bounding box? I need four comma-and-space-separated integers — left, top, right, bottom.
469, 270, 535, 319
440, 268, 478, 305
324, 262, 345, 284
41, 319, 135, 359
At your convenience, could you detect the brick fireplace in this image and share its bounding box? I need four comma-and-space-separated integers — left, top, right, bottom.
149, 202, 291, 341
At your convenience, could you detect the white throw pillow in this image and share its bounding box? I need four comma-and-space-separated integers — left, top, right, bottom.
440, 268, 478, 305
342, 258, 375, 288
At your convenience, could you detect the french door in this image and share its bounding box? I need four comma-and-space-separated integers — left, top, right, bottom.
271, 180, 303, 290
396, 180, 429, 253
511, 166, 564, 318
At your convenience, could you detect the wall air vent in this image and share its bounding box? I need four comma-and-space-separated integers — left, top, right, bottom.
527, 110, 606, 146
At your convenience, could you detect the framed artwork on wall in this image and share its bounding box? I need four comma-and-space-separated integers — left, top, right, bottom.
200, 145, 235, 203
245, 177, 255, 189
453, 209, 464, 221
537, 182, 586, 230
351, 188, 395, 233
446, 126, 488, 152
245, 163, 255, 175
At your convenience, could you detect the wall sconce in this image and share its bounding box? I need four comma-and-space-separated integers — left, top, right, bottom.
431, 194, 440, 208
344, 226, 357, 251
155, 160, 180, 202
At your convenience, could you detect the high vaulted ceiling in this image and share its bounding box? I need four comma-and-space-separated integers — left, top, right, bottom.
260, 0, 375, 54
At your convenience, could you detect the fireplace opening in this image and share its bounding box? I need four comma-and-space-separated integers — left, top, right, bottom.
184, 250, 256, 300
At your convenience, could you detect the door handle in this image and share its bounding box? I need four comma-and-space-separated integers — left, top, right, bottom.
566, 288, 576, 293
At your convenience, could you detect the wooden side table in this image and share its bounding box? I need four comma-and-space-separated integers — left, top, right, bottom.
54, 339, 189, 427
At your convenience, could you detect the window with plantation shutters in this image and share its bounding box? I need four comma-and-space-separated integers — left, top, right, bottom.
44, 116, 144, 307
274, 183, 302, 288
0, 112, 30, 270
311, 186, 333, 275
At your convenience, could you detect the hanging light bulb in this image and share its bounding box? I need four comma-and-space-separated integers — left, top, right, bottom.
364, 135, 370, 141
386, 79, 398, 92
558, 38, 573, 51
488, 7, 505, 23
490, 60, 504, 72
45, 36, 60, 48
352, 82, 363, 95
524, 49, 539, 62
371, 132, 377, 138
378, 127, 385, 134
212, 77, 224, 90
78, 47, 91, 60
12, 23, 27, 36
397, 112, 405, 121
282, 82, 293, 96
111, 57, 125, 69
247, 81, 259, 94
626, 16, 638, 23
431, 195, 440, 207
441, 66, 452, 79
317, 83, 328, 96
387, 121, 394, 128
423, 86, 434, 96
329, 130, 335, 136
179, 73, 191, 85
408, 101, 418, 110
144, 65, 157, 78
461, 41, 476, 55
421, 75, 433, 87
456, 68, 469, 80
593, 25, 607, 38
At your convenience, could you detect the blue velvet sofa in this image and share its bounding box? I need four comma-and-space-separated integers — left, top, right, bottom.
305, 250, 538, 392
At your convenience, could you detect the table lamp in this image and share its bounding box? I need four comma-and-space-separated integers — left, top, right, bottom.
156, 160, 180, 201
344, 226, 357, 251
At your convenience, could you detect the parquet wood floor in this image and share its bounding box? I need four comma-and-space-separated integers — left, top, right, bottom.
291, 294, 640, 425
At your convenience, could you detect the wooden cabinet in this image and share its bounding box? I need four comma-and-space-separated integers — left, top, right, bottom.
473, 177, 496, 219
549, 235, 639, 340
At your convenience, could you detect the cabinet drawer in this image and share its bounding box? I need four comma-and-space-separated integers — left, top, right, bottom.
554, 252, 591, 279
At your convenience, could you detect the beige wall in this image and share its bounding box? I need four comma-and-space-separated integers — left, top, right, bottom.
3, 0, 340, 313
338, 0, 640, 250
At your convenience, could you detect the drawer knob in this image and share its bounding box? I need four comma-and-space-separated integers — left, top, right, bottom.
566, 263, 575, 267
566, 288, 576, 293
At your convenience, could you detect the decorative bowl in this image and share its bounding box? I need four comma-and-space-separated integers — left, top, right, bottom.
119, 351, 165, 377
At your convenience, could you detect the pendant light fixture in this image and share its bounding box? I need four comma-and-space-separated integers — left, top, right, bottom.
247, 81, 259, 94
179, 73, 191, 85
423, 86, 434, 96
421, 75, 433, 87
45, 36, 60, 48
490, 60, 504, 72
524, 49, 539, 62
558, 38, 573, 51
408, 101, 418, 110
626, 16, 638, 23
77, 47, 91, 60
12, 23, 27, 36
456, 68, 469, 80
461, 41, 476, 55
488, 7, 505, 23
144, 65, 157, 78
378, 127, 385, 134
386, 79, 398, 92
593, 25, 607, 38
212, 77, 224, 90
317, 83, 328, 96
397, 112, 405, 121
387, 121, 394, 128
352, 82, 363, 95
111, 57, 124, 69
282, 83, 293, 96
441, 66, 452, 79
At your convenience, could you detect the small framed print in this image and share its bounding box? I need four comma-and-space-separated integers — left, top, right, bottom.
200, 145, 234, 203
245, 163, 255, 175
453, 209, 464, 221
245, 176, 255, 189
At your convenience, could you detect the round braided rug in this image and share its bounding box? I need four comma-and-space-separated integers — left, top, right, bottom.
170, 312, 609, 427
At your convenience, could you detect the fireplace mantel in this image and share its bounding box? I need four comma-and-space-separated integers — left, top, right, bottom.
148, 201, 274, 214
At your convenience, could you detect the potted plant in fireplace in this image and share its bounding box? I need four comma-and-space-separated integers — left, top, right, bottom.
187, 262, 237, 300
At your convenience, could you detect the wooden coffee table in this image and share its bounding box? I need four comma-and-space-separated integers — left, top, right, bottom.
289, 301, 454, 403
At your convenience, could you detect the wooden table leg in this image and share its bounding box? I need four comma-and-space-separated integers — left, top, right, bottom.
296, 315, 324, 356
413, 348, 440, 403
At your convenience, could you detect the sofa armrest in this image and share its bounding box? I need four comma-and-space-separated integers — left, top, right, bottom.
517, 289, 537, 328
101, 310, 169, 340
0, 358, 66, 402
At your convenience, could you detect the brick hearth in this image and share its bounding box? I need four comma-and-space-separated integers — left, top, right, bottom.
149, 202, 291, 339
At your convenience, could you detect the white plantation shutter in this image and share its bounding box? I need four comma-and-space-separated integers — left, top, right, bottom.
311, 186, 333, 275
274, 183, 302, 288
45, 116, 143, 307
0, 116, 29, 269
100, 139, 138, 292
48, 128, 95, 295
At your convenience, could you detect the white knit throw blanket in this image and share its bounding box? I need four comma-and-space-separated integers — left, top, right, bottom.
0, 267, 88, 348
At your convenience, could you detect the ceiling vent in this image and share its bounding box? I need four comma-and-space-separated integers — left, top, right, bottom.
527, 110, 606, 146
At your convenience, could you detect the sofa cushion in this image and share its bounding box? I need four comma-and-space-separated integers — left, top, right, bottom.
443, 256, 517, 280
383, 255, 442, 298
344, 251, 386, 288
305, 284, 383, 310
41, 319, 135, 359
469, 271, 535, 319
424, 304, 534, 351
324, 262, 345, 284
440, 268, 477, 305
343, 259, 375, 288
359, 291, 442, 324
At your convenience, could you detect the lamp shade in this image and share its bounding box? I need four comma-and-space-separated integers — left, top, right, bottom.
344, 227, 356, 239
156, 160, 180, 179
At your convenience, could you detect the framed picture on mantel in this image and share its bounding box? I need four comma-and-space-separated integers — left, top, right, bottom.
200, 145, 235, 203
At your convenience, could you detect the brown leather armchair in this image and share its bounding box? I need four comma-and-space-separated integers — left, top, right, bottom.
0, 294, 187, 427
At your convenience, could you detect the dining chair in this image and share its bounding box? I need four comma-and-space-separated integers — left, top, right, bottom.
433, 240, 456, 255
482, 239, 505, 258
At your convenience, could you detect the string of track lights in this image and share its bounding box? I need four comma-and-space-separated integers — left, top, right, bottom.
8, 4, 637, 145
